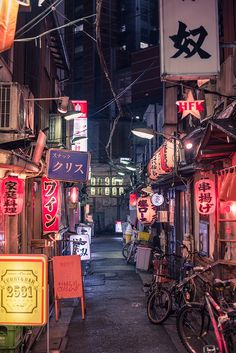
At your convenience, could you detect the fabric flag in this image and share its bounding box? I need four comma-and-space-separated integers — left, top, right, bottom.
0, 0, 19, 53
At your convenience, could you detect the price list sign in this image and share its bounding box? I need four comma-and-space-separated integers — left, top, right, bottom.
0, 254, 48, 326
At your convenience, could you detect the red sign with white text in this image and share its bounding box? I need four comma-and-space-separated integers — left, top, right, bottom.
71, 100, 88, 118
42, 177, 60, 233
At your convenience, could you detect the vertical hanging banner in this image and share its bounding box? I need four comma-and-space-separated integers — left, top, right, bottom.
137, 196, 157, 225
159, 0, 219, 80
42, 176, 60, 233
0, 0, 19, 53
0, 176, 24, 215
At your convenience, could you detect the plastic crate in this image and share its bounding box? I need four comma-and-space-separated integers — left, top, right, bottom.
136, 246, 152, 271
137, 232, 150, 241
0, 326, 23, 349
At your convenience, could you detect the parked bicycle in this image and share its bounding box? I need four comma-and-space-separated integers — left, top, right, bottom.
146, 247, 198, 324
177, 264, 236, 353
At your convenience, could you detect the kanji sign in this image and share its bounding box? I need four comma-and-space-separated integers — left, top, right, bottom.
137, 196, 157, 225
47, 149, 90, 182
195, 178, 216, 215
0, 176, 24, 215
0, 254, 48, 326
159, 0, 219, 80
42, 177, 60, 233
70, 234, 91, 260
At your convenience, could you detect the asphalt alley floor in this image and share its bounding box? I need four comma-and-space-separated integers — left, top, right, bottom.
30, 234, 186, 353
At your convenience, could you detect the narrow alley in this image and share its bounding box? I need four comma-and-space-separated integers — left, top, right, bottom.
31, 235, 185, 353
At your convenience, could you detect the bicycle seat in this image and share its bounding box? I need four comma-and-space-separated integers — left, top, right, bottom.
183, 262, 194, 270
193, 266, 205, 272
213, 278, 232, 289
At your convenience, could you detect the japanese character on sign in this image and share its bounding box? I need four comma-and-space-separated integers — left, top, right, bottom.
42, 177, 60, 233
170, 21, 211, 59
195, 178, 216, 215
0, 176, 24, 215
47, 149, 90, 182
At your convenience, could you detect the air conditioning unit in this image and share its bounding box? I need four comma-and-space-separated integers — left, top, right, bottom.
216, 55, 236, 97
0, 82, 34, 133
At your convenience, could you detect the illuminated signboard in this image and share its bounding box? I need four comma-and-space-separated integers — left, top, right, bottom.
0, 254, 48, 326
42, 177, 60, 233
47, 149, 90, 183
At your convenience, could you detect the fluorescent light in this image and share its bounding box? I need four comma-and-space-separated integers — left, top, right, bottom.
125, 165, 137, 171
131, 128, 155, 139
64, 111, 83, 120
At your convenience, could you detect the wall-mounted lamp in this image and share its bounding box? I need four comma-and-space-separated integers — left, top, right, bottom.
131, 127, 181, 142
64, 111, 84, 121
25, 96, 70, 115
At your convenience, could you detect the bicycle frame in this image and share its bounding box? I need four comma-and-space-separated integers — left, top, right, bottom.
204, 292, 229, 353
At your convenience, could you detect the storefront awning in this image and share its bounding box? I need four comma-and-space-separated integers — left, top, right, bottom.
0, 149, 40, 175
196, 118, 236, 162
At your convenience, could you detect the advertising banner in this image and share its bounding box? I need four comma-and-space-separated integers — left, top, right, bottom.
0, 254, 48, 326
159, 0, 219, 80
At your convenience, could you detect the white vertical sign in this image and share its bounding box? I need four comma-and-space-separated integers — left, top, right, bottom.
159, 0, 219, 80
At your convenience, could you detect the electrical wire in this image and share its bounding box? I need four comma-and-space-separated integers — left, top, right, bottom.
14, 13, 96, 43
16, 0, 62, 37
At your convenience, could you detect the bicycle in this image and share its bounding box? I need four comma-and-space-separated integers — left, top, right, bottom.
146, 249, 197, 324
176, 264, 236, 353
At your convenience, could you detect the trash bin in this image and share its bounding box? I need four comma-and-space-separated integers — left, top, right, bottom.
0, 326, 23, 351
136, 246, 152, 271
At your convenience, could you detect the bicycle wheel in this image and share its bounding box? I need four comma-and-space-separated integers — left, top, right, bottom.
177, 303, 220, 353
122, 242, 131, 259
127, 243, 137, 265
147, 287, 172, 324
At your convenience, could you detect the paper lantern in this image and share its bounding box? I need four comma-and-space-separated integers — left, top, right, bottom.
147, 149, 165, 181
195, 178, 216, 215
129, 193, 137, 207
160, 140, 179, 172
0, 176, 24, 215
137, 196, 157, 225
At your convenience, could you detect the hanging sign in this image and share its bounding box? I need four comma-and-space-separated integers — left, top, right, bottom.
137, 196, 157, 225
195, 178, 216, 215
47, 149, 90, 183
0, 176, 24, 215
159, 0, 219, 80
151, 193, 164, 207
0, 254, 48, 326
42, 177, 60, 233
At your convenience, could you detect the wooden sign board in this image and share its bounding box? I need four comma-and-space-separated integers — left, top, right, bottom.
53, 255, 85, 320
0, 254, 48, 326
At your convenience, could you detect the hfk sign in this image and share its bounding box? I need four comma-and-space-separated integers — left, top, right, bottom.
176, 100, 204, 113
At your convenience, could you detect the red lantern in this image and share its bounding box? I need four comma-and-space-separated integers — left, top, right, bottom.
70, 186, 79, 203
195, 178, 216, 215
0, 176, 24, 215
137, 196, 157, 225
129, 193, 137, 207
